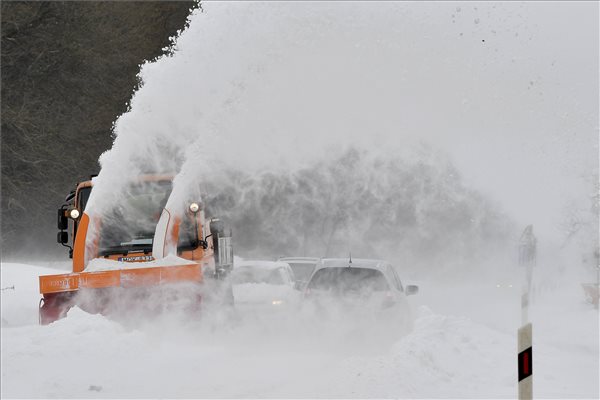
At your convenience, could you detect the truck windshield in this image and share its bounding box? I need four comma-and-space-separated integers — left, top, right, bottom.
98, 181, 172, 256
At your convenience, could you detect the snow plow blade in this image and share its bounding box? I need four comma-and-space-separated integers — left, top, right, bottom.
40, 264, 202, 293
39, 263, 202, 324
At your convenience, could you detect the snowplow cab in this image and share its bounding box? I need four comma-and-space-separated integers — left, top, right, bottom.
40, 175, 233, 324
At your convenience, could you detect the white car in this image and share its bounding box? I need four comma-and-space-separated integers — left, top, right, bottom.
277, 257, 320, 289
303, 258, 418, 315
231, 260, 299, 309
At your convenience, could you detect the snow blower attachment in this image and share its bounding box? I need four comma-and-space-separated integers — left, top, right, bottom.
39, 176, 234, 325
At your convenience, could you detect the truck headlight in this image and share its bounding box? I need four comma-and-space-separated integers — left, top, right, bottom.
189, 203, 200, 213
272, 300, 284, 306
69, 209, 80, 219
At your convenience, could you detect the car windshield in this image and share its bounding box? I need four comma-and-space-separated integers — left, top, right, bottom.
287, 262, 315, 282
98, 181, 172, 255
307, 267, 389, 293
232, 267, 286, 285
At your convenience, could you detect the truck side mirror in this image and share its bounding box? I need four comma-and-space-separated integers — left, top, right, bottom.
57, 231, 68, 244
58, 209, 68, 230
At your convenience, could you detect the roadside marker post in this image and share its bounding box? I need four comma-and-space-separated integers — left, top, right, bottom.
518, 323, 533, 399
518, 225, 536, 400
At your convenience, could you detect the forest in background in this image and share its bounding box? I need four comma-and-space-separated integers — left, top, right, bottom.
1, 1, 198, 258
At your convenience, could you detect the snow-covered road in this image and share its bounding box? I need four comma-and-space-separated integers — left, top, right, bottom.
1, 262, 597, 398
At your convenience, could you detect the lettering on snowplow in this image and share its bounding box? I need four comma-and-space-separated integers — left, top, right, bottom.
118, 255, 154, 262
49, 279, 72, 288
39, 275, 79, 293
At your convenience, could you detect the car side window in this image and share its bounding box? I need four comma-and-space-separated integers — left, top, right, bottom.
387, 265, 404, 292
281, 268, 292, 285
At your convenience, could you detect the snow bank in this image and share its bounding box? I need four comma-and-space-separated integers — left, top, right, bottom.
2, 261, 598, 398
312, 306, 515, 398
1, 263, 67, 327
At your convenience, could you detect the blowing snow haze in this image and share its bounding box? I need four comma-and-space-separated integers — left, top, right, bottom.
1, 2, 599, 399
88, 1, 597, 260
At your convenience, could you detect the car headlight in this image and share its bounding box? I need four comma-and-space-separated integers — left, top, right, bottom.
272, 300, 284, 306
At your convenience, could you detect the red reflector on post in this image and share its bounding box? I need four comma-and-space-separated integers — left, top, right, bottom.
518, 346, 533, 381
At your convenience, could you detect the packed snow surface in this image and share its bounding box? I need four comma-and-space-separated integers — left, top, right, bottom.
1, 261, 597, 398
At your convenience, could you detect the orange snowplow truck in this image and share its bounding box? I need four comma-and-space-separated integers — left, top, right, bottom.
39, 175, 234, 324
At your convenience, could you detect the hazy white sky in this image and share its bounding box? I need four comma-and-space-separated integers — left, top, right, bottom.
104, 1, 598, 242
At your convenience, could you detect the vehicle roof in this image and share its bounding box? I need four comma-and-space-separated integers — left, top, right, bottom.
277, 257, 320, 263
316, 258, 389, 271
235, 260, 292, 271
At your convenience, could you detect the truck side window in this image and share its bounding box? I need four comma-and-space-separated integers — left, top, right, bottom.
177, 215, 198, 250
